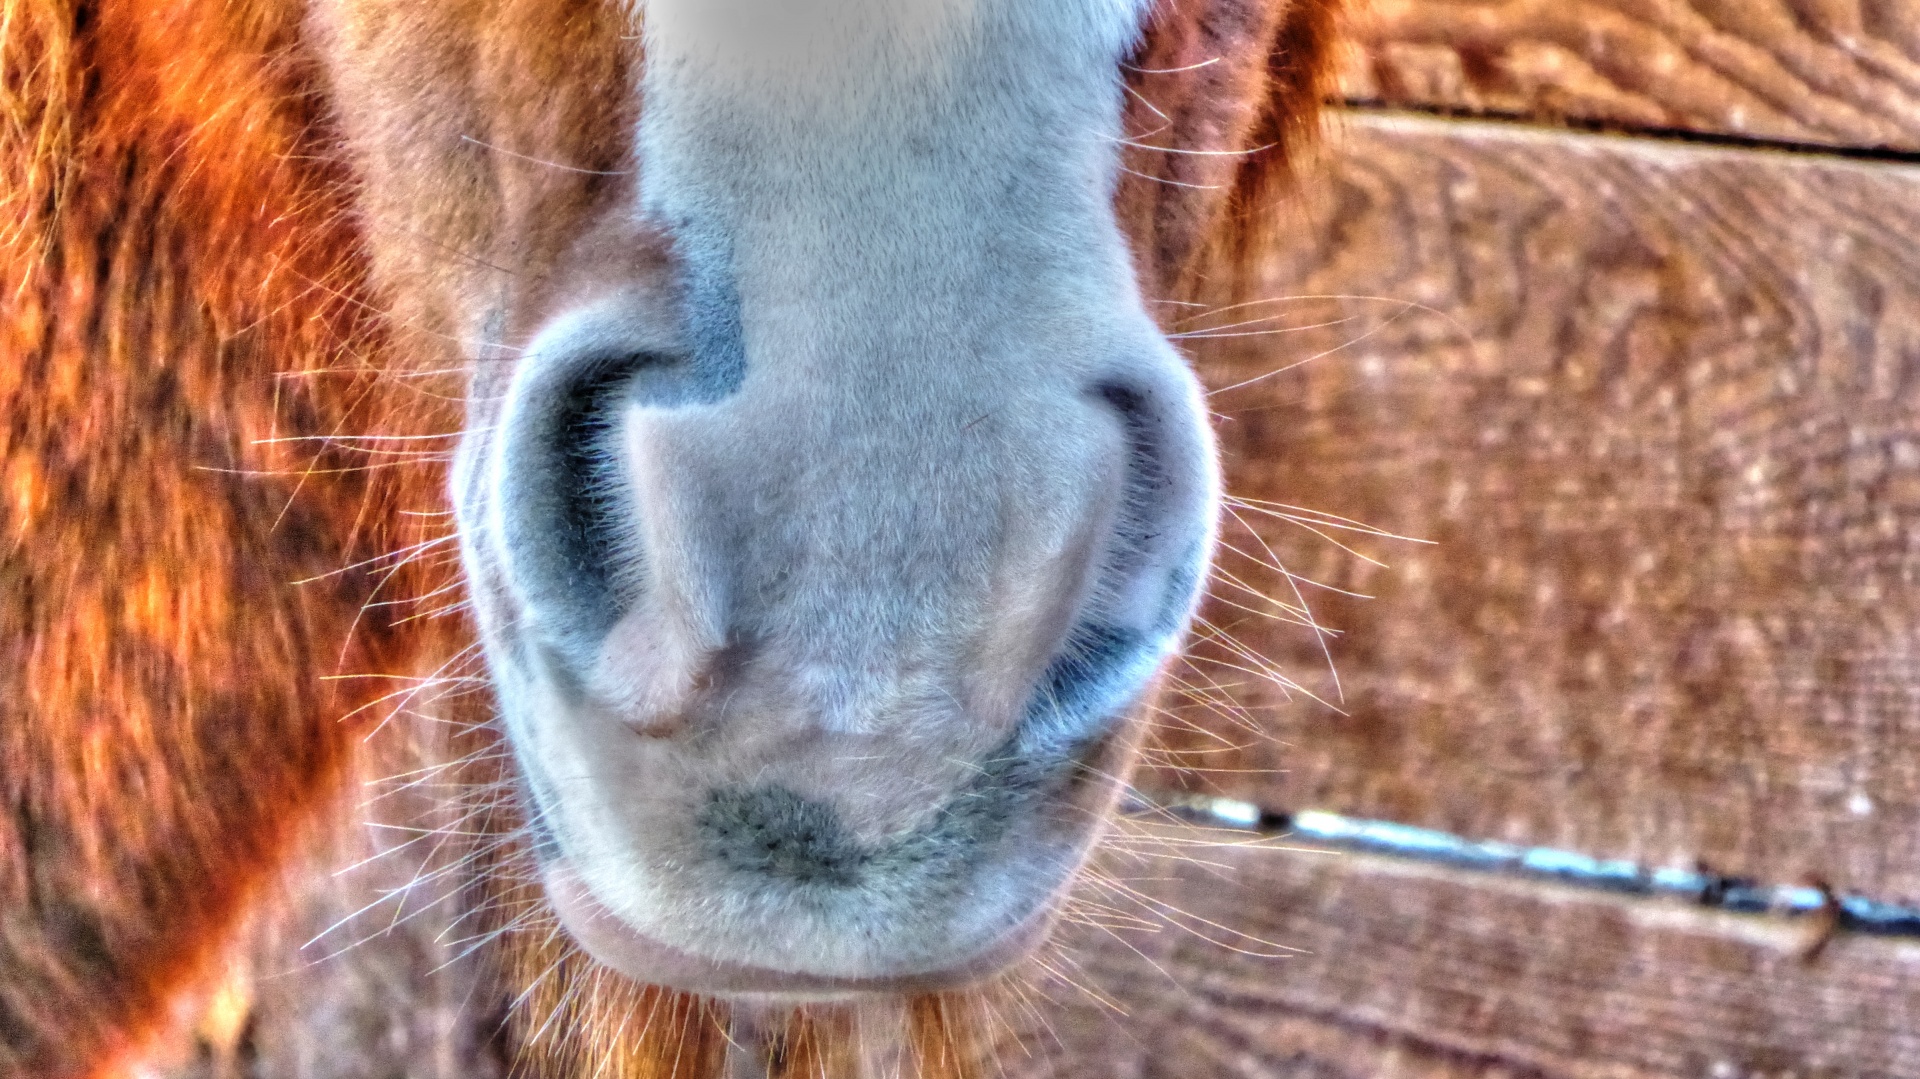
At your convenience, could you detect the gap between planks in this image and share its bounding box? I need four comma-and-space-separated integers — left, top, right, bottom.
1335, 101, 1920, 166
1121, 790, 1920, 940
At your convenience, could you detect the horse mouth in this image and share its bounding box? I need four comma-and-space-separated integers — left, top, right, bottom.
544, 862, 1058, 1001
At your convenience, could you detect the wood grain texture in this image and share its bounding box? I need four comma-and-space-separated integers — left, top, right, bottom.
1003, 822, 1920, 1079
1334, 0, 1920, 150
144, 818, 1920, 1078
1152, 111, 1920, 902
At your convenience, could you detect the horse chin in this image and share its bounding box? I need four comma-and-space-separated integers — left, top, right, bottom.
544, 861, 1060, 1001
513, 697, 1141, 1000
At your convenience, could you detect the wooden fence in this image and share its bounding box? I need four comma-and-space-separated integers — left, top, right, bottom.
1025, 0, 1920, 1074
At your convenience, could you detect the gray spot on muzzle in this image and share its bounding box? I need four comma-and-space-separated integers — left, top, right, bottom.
696, 737, 1091, 896
699, 785, 869, 886
693, 624, 1161, 895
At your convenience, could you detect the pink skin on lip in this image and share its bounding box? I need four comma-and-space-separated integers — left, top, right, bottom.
543, 861, 1058, 1002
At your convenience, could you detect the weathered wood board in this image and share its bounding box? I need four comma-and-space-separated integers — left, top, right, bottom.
1152, 110, 1920, 903
1005, 823, 1920, 1079
1334, 0, 1920, 150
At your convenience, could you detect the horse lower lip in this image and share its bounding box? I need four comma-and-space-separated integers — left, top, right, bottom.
543, 862, 1054, 1000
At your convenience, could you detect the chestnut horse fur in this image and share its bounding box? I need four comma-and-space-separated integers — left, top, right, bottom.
0, 1, 1341, 1076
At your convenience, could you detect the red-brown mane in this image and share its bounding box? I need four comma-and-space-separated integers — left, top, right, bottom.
0, 1, 1343, 1075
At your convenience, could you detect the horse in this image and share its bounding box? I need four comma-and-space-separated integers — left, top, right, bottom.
0, 0, 1341, 1075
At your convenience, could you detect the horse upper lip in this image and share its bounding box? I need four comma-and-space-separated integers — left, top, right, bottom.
543, 861, 1056, 1001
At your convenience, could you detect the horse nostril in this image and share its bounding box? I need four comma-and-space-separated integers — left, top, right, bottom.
554, 355, 655, 556
499, 343, 673, 666
1087, 375, 1214, 625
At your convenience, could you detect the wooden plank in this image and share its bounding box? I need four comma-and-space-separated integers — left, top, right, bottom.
148, 817, 1920, 1076
1004, 823, 1920, 1078
1152, 112, 1920, 903
1333, 0, 1920, 150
